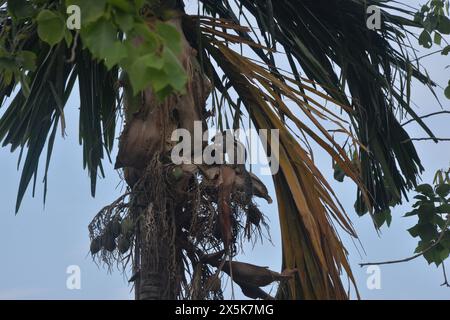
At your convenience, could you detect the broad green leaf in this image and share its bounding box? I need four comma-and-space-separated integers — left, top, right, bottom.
374, 209, 391, 228
418, 223, 439, 242
408, 225, 420, 238
404, 209, 419, 217
156, 22, 182, 54
423, 248, 442, 265
442, 231, 450, 248
15, 51, 37, 71
436, 183, 450, 197
416, 184, 434, 196
445, 83, 450, 99
414, 240, 431, 253
162, 49, 187, 92
439, 247, 450, 262
418, 202, 436, 217
114, 11, 134, 32
423, 15, 439, 32
36, 10, 65, 46
107, 0, 133, 12
413, 194, 429, 201
434, 32, 442, 45
81, 18, 126, 69
7, 0, 35, 20
436, 203, 450, 213
437, 16, 450, 34
418, 30, 433, 48
132, 23, 160, 47
133, 0, 146, 11
141, 53, 165, 70
442, 45, 450, 55
125, 46, 186, 96
127, 64, 162, 95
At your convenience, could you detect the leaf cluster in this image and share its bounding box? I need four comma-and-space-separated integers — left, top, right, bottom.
405, 180, 450, 266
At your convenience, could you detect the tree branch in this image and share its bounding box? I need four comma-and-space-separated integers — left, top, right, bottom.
401, 111, 450, 126
360, 214, 450, 267
402, 137, 450, 143
441, 264, 450, 288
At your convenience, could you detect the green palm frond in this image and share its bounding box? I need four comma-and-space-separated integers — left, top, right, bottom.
0, 16, 118, 211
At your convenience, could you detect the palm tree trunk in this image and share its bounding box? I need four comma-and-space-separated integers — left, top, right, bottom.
136, 209, 173, 300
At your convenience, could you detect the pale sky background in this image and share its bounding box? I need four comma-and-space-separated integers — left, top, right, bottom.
0, 1, 450, 300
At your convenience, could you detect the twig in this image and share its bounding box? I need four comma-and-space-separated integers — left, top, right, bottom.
401, 111, 450, 126
401, 137, 450, 143
441, 264, 450, 288
411, 49, 446, 62
67, 31, 79, 63
360, 214, 450, 267
89, 192, 131, 226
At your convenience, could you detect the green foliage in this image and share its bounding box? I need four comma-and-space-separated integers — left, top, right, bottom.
80, 17, 127, 69
7, 0, 36, 20
64, 0, 186, 96
36, 10, 66, 46
2, 0, 186, 98
374, 209, 392, 228
445, 81, 450, 99
415, 0, 450, 99
405, 175, 450, 266
415, 0, 450, 43
0, 0, 187, 211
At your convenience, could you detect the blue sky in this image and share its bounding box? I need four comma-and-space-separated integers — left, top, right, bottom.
0, 0, 450, 299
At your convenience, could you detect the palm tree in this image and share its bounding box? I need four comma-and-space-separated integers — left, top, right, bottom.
0, 0, 443, 299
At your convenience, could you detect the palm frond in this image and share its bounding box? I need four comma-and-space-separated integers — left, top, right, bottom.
182, 16, 366, 298
185, 0, 439, 299
0, 23, 118, 211
199, 0, 435, 214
